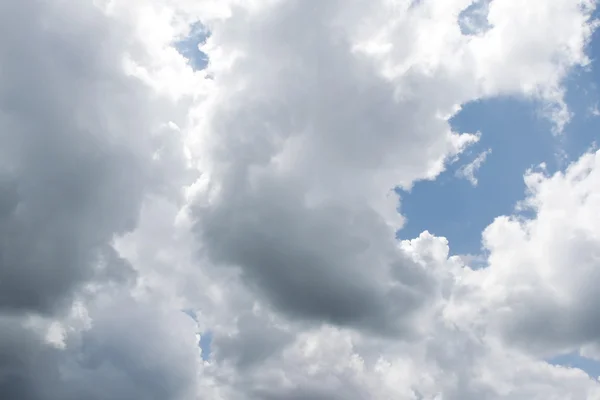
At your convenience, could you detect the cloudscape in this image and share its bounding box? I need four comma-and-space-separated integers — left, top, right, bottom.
2, 0, 600, 399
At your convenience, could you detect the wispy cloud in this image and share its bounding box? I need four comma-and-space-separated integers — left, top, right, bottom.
456, 149, 492, 186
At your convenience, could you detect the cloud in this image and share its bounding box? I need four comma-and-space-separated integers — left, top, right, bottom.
0, 295, 205, 400
199, 316, 600, 400
456, 148, 491, 186
0, 0, 199, 398
0, 0, 191, 314
188, 0, 595, 335
189, 0, 482, 335
1, 0, 600, 399
464, 149, 600, 357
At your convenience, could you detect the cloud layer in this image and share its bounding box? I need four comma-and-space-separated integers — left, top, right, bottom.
1, 0, 600, 399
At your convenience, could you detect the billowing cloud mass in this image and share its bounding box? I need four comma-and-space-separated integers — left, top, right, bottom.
1, 0, 600, 399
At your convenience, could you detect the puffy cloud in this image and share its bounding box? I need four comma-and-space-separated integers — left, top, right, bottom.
188, 0, 484, 335
466, 149, 600, 357
201, 307, 600, 400
2, 0, 600, 399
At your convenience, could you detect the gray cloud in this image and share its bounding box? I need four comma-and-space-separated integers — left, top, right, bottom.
191, 0, 472, 336
212, 311, 295, 369
0, 297, 202, 400
0, 0, 181, 314
196, 183, 436, 334
0, 1, 197, 398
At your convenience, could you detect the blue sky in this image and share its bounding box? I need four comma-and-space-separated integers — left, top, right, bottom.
182, 309, 213, 361
176, 17, 600, 377
174, 22, 210, 71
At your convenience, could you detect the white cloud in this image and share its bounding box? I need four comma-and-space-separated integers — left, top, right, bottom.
463, 149, 600, 358
456, 148, 492, 186
1, 0, 600, 399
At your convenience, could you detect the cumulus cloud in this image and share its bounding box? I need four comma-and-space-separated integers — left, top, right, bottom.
189, 0, 482, 335
1, 0, 600, 399
188, 0, 595, 334
465, 149, 600, 356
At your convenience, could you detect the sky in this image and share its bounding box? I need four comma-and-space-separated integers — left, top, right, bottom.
400, 26, 600, 258
3, 1, 600, 399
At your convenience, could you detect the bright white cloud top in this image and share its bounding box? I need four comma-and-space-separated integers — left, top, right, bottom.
1, 0, 600, 399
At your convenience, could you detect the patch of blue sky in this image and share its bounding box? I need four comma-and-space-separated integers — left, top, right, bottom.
398, 24, 600, 259
174, 21, 210, 71
199, 330, 213, 361
458, 0, 492, 36
181, 309, 213, 361
548, 351, 600, 381
398, 96, 561, 257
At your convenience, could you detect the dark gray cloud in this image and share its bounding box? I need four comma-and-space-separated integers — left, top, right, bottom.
196, 181, 434, 334
0, 0, 179, 314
